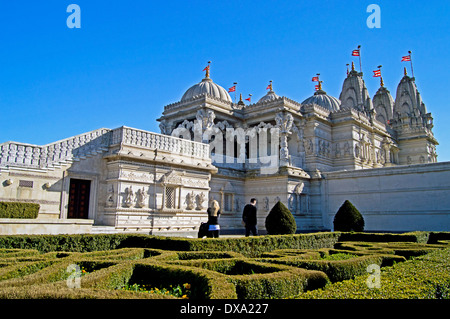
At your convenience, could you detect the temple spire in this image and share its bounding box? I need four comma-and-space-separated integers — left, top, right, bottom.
238, 93, 245, 106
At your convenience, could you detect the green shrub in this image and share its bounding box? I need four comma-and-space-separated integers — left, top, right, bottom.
229, 267, 328, 299
297, 247, 450, 299
339, 232, 428, 243
258, 254, 404, 283
0, 202, 40, 219
184, 233, 342, 257
0, 233, 449, 299
265, 201, 297, 235
333, 200, 364, 232
127, 262, 237, 299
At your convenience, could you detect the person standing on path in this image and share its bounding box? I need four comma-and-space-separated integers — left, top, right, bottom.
242, 198, 258, 237
207, 200, 221, 238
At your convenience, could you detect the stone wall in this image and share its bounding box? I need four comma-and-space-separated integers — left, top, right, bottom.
322, 161, 450, 231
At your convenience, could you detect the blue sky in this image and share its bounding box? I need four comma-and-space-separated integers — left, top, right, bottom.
0, 0, 449, 161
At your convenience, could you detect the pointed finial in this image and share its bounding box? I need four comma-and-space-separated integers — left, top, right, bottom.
204, 61, 211, 78
351, 61, 355, 71
238, 93, 245, 106
404, 67, 408, 76
380, 76, 384, 87
318, 80, 323, 91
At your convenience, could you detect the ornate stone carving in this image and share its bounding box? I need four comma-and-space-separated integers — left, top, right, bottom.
335, 143, 341, 158
263, 196, 270, 211
275, 112, 294, 133
195, 192, 206, 210
288, 193, 296, 211
304, 139, 314, 155
275, 112, 294, 163
135, 187, 148, 208
124, 186, 134, 207
344, 142, 351, 156
196, 109, 215, 131
106, 184, 115, 207
161, 170, 183, 185
355, 144, 361, 158
185, 191, 196, 210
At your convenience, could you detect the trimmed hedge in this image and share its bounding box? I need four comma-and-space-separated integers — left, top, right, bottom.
255, 240, 450, 283
0, 231, 436, 256
0, 202, 40, 219
229, 266, 328, 299
265, 201, 297, 235
0, 232, 342, 256
297, 247, 450, 299
0, 247, 238, 299
333, 200, 364, 232
127, 261, 237, 299
338, 231, 431, 243
0, 232, 449, 299
164, 257, 329, 299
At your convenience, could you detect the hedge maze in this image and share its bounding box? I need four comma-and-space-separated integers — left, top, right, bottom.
0, 231, 449, 299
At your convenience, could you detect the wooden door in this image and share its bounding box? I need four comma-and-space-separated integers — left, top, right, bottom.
67, 179, 91, 219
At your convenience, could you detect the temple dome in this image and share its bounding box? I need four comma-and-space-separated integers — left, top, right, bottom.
258, 89, 280, 103
302, 89, 341, 112
181, 77, 232, 103
258, 81, 280, 103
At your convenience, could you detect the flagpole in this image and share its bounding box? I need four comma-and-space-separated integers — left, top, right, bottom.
358, 45, 362, 73
408, 51, 415, 79
234, 82, 237, 104
378, 65, 383, 87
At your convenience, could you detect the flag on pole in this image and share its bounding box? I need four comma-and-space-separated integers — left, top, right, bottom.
373, 69, 381, 77
228, 85, 236, 93
352, 49, 360, 56
401, 55, 411, 62
312, 76, 319, 82
203, 65, 210, 71
266, 82, 273, 90
315, 85, 320, 91
245, 96, 251, 102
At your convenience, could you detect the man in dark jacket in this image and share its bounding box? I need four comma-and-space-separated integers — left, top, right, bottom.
242, 198, 258, 237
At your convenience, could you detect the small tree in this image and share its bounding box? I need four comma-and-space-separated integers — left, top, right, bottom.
333, 200, 365, 232
265, 201, 297, 235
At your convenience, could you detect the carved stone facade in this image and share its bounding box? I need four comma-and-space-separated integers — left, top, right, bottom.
0, 126, 216, 236
0, 64, 448, 235
155, 65, 443, 232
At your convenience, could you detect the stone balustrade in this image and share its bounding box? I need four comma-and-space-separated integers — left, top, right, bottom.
0, 128, 111, 169
0, 126, 210, 170
111, 126, 210, 160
